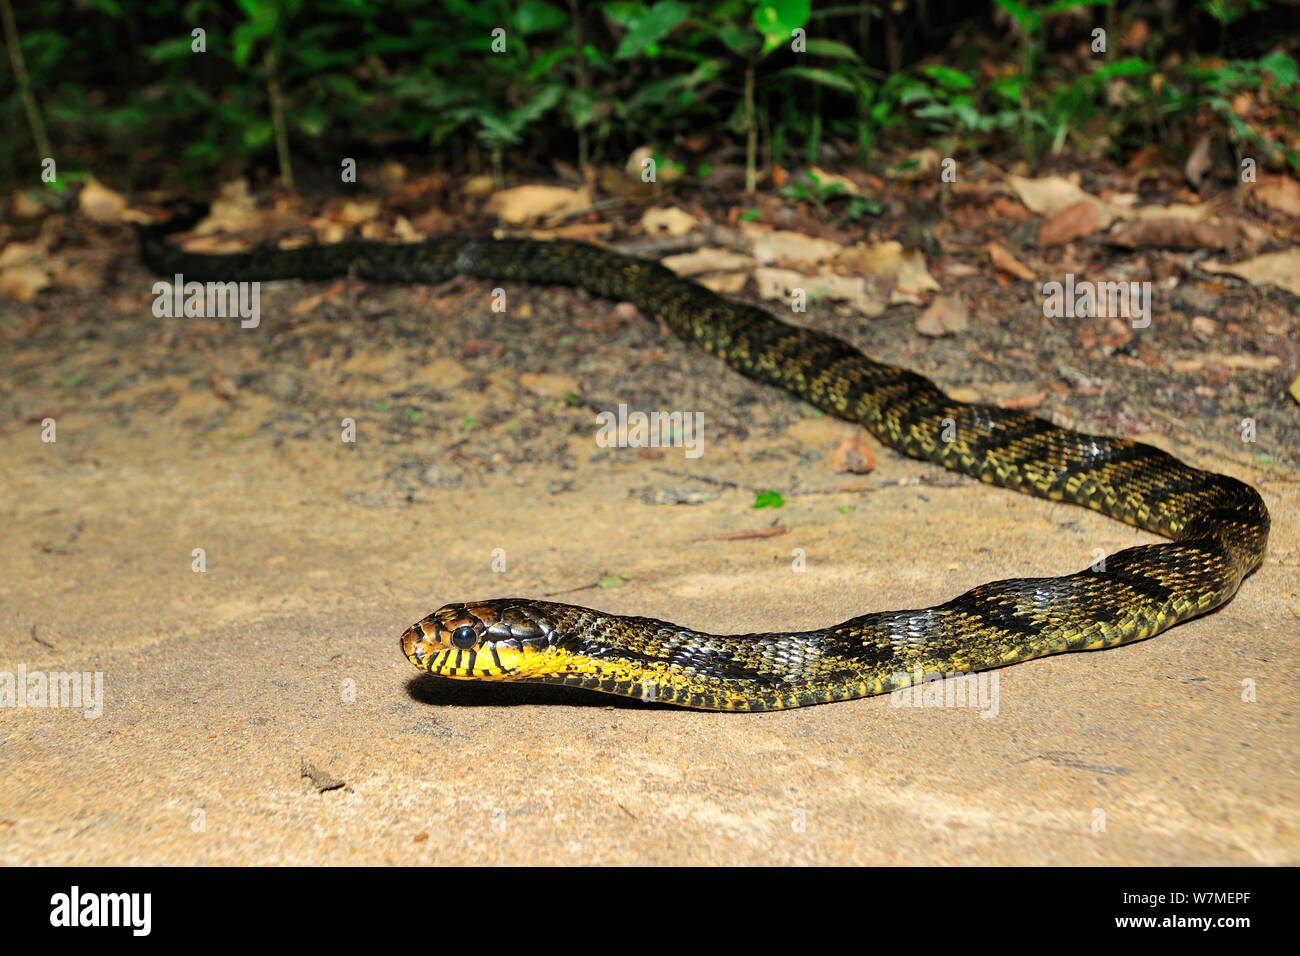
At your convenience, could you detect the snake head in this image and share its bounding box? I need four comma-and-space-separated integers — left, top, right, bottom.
400, 600, 561, 679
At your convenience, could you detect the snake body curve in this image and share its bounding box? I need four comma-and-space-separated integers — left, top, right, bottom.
140, 203, 1269, 711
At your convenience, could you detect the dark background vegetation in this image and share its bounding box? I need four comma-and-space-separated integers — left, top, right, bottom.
2, 0, 1298, 195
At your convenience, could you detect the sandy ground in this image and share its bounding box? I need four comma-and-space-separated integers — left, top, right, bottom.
1, 226, 1297, 865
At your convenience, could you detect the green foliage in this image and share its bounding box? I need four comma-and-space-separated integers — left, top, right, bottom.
1, 0, 1295, 186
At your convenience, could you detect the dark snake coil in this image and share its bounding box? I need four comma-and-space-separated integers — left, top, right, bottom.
141, 203, 1270, 711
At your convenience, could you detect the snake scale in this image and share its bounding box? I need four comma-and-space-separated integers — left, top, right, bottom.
140, 202, 1269, 711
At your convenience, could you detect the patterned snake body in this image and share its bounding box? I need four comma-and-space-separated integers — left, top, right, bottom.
141, 205, 1269, 711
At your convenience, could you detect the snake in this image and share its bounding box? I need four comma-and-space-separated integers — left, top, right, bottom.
139, 201, 1270, 711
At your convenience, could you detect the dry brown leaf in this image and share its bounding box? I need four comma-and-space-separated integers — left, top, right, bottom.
1107, 218, 1243, 250
749, 230, 842, 264
891, 248, 941, 303
488, 185, 589, 224
641, 207, 698, 237
11, 190, 43, 218
462, 175, 495, 197
1037, 200, 1100, 246
0, 264, 50, 301
337, 200, 382, 226
0, 238, 47, 269
1133, 202, 1214, 221
695, 272, 749, 294
833, 433, 875, 474
998, 390, 1048, 411
1004, 173, 1121, 228
1202, 250, 1300, 297
79, 180, 128, 224
392, 216, 423, 242
1254, 175, 1300, 218
754, 267, 885, 316
915, 294, 970, 337
661, 248, 754, 276
1185, 133, 1214, 188
1171, 354, 1282, 372
983, 241, 1035, 280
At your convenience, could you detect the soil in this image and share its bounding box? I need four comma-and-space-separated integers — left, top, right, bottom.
1, 197, 1297, 865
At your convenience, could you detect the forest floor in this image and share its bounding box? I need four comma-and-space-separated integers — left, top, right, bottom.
1, 160, 1297, 864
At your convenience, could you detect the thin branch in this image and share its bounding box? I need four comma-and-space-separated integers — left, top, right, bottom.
1, 0, 52, 164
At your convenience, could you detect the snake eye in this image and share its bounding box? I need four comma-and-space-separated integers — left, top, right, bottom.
450, 625, 478, 650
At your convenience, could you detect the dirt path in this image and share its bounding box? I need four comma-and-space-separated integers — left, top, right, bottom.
1, 222, 1296, 864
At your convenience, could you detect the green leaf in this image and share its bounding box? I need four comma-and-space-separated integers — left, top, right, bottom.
992, 0, 1038, 31
715, 21, 759, 56
144, 37, 195, 62
920, 64, 974, 92
613, 1, 690, 60
803, 38, 859, 60
754, 0, 812, 55
1260, 52, 1300, 89
772, 65, 855, 92
751, 490, 785, 509
242, 121, 273, 149
516, 1, 568, 35
598, 572, 630, 588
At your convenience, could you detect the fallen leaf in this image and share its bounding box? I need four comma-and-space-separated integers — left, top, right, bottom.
1133, 202, 1215, 221
1202, 250, 1300, 296
1289, 376, 1300, 405
833, 433, 875, 474
488, 185, 588, 224
983, 241, 1035, 280
392, 216, 423, 242
1037, 200, 1100, 246
998, 390, 1047, 410
754, 267, 885, 316
1253, 175, 1300, 218
892, 248, 941, 303
1108, 218, 1243, 249
0, 264, 50, 301
1171, 354, 1282, 372
695, 272, 749, 294
834, 241, 939, 303
641, 207, 698, 237
79, 180, 128, 224
12, 190, 43, 218
0, 238, 47, 269
337, 200, 381, 226
1005, 173, 1121, 228
462, 175, 495, 197
915, 294, 970, 336
1185, 133, 1214, 188
748, 230, 842, 264
661, 248, 754, 276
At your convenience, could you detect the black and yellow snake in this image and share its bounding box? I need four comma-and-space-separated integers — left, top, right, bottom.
140, 202, 1270, 711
